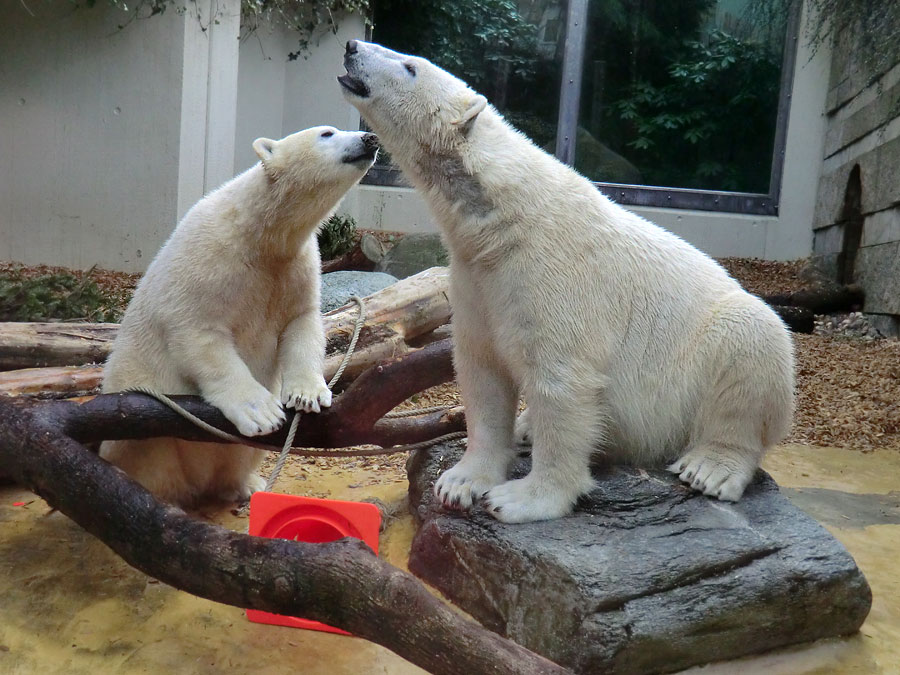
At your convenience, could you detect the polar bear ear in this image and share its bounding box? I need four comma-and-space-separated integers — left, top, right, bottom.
451, 94, 487, 131
253, 137, 277, 166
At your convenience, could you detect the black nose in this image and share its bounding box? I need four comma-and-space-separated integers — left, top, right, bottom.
346, 40, 358, 55
362, 133, 379, 150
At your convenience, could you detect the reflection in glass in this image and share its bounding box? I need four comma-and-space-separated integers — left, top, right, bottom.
576, 0, 787, 193
371, 0, 566, 156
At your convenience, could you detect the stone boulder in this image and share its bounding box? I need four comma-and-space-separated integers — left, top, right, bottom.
407, 443, 871, 674
320, 270, 398, 313
375, 233, 449, 279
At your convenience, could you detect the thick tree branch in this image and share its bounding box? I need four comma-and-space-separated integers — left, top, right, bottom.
45, 339, 460, 451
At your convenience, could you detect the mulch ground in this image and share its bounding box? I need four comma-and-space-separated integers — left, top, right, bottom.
3, 256, 898, 453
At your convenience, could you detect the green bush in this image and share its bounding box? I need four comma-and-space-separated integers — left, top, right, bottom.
317, 214, 358, 261
0, 267, 123, 322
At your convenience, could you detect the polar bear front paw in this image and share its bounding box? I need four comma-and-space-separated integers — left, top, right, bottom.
667, 446, 756, 502
434, 461, 507, 511
281, 375, 332, 414
483, 474, 583, 524
216, 386, 286, 437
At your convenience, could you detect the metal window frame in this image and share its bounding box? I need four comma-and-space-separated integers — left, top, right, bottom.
362, 0, 802, 217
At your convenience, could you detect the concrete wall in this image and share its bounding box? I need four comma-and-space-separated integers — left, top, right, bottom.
811, 11, 900, 330
0, 0, 243, 273
234, 18, 366, 174
0, 1, 185, 271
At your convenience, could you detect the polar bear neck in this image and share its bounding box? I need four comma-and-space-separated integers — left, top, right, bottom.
380, 108, 541, 266
225, 164, 347, 261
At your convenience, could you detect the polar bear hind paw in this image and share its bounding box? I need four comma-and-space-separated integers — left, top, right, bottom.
434, 462, 507, 511
217, 472, 267, 503
667, 446, 757, 502
483, 474, 584, 524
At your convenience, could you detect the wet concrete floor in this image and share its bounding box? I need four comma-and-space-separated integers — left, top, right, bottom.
1, 444, 897, 674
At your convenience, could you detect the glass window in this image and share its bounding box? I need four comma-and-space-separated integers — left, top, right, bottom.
576, 0, 788, 193
370, 0, 567, 165
367, 0, 794, 212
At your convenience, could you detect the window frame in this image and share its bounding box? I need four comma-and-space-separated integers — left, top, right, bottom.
362, 0, 802, 217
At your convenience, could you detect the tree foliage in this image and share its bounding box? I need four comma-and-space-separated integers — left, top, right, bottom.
70, 0, 370, 56
613, 30, 782, 192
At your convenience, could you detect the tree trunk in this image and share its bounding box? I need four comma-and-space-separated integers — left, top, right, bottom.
0, 364, 103, 398
0, 394, 567, 675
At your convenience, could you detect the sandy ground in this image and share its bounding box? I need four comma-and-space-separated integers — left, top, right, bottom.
1, 444, 899, 675
2, 256, 899, 672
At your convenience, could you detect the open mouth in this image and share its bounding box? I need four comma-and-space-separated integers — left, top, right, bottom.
343, 148, 377, 165
338, 74, 370, 98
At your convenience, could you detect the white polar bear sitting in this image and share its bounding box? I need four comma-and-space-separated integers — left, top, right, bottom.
339, 41, 794, 524
100, 126, 378, 506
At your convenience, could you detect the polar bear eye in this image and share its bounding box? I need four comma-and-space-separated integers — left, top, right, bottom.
320, 130, 334, 138
404, 63, 417, 76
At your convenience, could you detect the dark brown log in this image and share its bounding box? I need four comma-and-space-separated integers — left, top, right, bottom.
0, 395, 568, 675
762, 284, 864, 314
320, 242, 377, 273
770, 305, 815, 334
43, 339, 458, 451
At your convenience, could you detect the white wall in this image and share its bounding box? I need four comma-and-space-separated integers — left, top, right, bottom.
0, 1, 185, 271
0, 0, 243, 273
234, 16, 366, 174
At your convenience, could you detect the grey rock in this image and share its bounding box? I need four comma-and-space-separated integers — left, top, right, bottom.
320, 270, 398, 313
407, 443, 872, 675
375, 233, 449, 279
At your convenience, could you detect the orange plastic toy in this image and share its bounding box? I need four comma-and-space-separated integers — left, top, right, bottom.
246, 492, 381, 635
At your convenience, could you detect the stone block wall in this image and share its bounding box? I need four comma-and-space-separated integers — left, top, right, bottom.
812, 14, 900, 335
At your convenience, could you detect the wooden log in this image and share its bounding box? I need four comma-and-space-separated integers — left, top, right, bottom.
0, 322, 118, 371
762, 284, 864, 314
0, 364, 103, 398
770, 305, 815, 334
0, 267, 452, 395
0, 394, 566, 675
53, 339, 462, 450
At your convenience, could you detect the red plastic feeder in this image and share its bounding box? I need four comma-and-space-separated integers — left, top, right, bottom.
246, 492, 381, 635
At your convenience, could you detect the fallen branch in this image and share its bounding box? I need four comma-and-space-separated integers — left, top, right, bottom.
0, 392, 567, 675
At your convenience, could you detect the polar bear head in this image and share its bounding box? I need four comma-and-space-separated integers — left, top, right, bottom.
251, 126, 379, 190
338, 40, 488, 156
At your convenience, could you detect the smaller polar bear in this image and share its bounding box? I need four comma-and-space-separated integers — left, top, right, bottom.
340, 41, 794, 523
100, 127, 378, 506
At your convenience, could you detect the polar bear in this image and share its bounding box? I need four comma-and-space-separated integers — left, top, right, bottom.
339, 41, 794, 523
100, 126, 378, 506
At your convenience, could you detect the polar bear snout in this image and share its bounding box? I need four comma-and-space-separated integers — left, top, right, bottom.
362, 132, 379, 152
345, 39, 358, 55
342, 132, 379, 165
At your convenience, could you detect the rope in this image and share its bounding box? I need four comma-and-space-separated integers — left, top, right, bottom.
121, 295, 464, 509
262, 295, 366, 494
